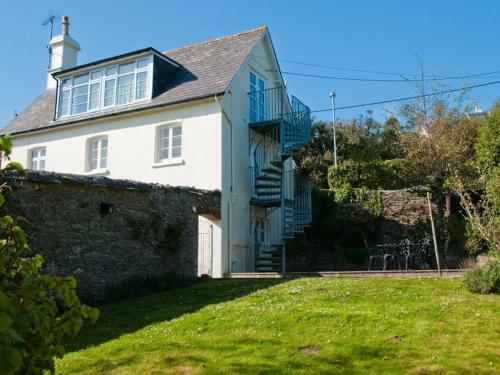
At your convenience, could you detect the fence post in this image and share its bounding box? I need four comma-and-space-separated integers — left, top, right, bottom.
427, 192, 442, 277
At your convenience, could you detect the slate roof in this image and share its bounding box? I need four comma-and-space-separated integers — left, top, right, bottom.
3, 26, 267, 136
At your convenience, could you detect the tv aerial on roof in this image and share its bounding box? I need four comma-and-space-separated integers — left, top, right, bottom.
41, 11, 60, 69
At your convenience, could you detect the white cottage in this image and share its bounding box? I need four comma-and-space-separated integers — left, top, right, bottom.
3, 17, 312, 277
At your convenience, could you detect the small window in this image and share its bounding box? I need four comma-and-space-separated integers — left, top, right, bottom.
29, 147, 46, 171
87, 136, 108, 171
157, 125, 182, 162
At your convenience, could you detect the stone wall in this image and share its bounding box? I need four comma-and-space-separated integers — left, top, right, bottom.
1, 171, 220, 301
378, 188, 437, 240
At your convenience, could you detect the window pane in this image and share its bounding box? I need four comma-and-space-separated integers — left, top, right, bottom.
172, 136, 181, 148
89, 83, 100, 110
118, 62, 135, 75
101, 139, 108, 149
90, 70, 102, 80
258, 78, 265, 90
73, 74, 89, 85
137, 58, 149, 69
90, 158, 98, 170
61, 79, 72, 89
104, 79, 116, 107
160, 148, 169, 160
105, 66, 117, 76
250, 72, 256, 85
72, 85, 89, 114
117, 74, 134, 105
135, 71, 148, 100
60, 90, 71, 116
159, 127, 169, 160
39, 160, 45, 170
172, 126, 182, 137
172, 147, 181, 158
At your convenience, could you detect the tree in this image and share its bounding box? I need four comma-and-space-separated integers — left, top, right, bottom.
448, 102, 500, 253
0, 135, 99, 375
295, 115, 405, 188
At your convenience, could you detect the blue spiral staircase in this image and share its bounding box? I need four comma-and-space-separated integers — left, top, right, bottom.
249, 87, 312, 272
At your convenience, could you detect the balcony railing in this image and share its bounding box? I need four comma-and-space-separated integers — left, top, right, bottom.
249, 87, 312, 156
249, 86, 287, 124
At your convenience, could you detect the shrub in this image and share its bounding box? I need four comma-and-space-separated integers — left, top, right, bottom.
0, 135, 99, 375
463, 257, 500, 294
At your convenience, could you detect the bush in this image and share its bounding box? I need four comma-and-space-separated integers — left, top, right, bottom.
463, 257, 500, 294
0, 135, 99, 375
327, 159, 408, 192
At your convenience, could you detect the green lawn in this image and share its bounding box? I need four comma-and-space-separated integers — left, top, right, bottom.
56, 278, 499, 374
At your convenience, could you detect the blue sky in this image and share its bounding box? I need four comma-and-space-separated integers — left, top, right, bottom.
1, 0, 499, 127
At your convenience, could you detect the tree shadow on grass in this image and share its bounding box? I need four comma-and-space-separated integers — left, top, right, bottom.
67, 278, 286, 353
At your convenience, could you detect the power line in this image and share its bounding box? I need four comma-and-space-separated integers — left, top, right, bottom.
310, 80, 500, 113
278, 57, 411, 77
253, 55, 413, 77
253, 54, 500, 79
271, 69, 500, 83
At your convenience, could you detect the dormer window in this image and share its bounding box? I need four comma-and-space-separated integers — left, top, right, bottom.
57, 56, 152, 118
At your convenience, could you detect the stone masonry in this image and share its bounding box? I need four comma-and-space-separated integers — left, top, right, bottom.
378, 188, 437, 239
1, 171, 220, 301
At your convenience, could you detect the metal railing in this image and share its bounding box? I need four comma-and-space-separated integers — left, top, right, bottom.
249, 86, 287, 123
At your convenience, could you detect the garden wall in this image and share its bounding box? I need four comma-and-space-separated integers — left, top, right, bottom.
378, 188, 436, 240
1, 171, 220, 301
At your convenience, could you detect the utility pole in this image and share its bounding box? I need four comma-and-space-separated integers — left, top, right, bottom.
329, 92, 338, 168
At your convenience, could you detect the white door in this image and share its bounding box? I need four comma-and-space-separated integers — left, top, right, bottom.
198, 219, 213, 276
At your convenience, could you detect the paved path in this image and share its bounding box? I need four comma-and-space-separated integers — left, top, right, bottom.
227, 270, 465, 278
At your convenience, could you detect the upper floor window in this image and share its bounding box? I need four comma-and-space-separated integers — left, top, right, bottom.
249, 72, 266, 122
28, 147, 46, 171
87, 136, 108, 172
58, 56, 151, 118
157, 124, 182, 162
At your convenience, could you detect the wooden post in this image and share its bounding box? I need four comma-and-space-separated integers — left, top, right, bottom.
427, 192, 442, 277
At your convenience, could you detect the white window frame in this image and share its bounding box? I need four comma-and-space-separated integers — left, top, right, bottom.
86, 136, 108, 174
57, 55, 152, 118
249, 71, 266, 122
28, 147, 47, 171
154, 123, 183, 166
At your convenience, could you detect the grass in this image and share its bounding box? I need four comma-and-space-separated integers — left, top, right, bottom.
56, 278, 499, 374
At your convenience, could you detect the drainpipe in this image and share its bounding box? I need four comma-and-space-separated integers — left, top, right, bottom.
215, 94, 234, 275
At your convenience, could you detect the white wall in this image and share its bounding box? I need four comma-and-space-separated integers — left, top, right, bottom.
11, 99, 222, 190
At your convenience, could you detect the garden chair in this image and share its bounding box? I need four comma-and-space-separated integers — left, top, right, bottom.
384, 239, 406, 270
413, 238, 431, 269
368, 236, 393, 270
368, 246, 384, 270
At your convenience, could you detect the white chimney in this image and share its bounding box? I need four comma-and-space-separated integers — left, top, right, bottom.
47, 16, 80, 89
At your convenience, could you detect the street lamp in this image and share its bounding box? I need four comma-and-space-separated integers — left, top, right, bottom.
329, 92, 338, 168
